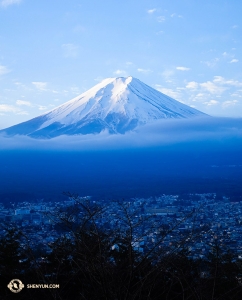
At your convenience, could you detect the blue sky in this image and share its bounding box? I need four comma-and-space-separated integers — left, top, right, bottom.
0, 0, 242, 129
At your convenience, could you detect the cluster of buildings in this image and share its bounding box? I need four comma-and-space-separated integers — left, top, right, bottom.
0, 193, 242, 260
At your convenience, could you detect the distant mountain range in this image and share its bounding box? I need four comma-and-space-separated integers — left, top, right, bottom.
0, 76, 207, 138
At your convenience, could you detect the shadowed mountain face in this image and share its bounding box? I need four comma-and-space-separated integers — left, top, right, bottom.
0, 77, 206, 139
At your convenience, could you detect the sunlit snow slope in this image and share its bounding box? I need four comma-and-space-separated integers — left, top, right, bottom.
0, 76, 207, 138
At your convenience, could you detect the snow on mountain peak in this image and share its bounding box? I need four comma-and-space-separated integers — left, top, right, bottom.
1, 76, 207, 138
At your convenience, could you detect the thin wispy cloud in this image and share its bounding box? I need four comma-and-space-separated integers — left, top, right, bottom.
203, 100, 219, 106
176, 66, 190, 71
171, 13, 183, 18
38, 105, 47, 111
161, 69, 174, 81
213, 76, 242, 87
222, 100, 238, 108
0, 104, 19, 113
94, 76, 104, 82
186, 81, 199, 89
182, 76, 242, 114
113, 69, 127, 76
1, 0, 21, 7
201, 58, 219, 68
147, 8, 156, 14
157, 16, 166, 22
186, 76, 242, 97
73, 25, 86, 33
0, 103, 29, 117
16, 110, 28, 115
200, 81, 227, 95
32, 82, 47, 91
192, 93, 206, 102
16, 100, 32, 106
0, 65, 10, 76
137, 68, 152, 74
155, 85, 180, 99
62, 43, 79, 58
230, 59, 239, 63
70, 86, 81, 95
156, 30, 164, 35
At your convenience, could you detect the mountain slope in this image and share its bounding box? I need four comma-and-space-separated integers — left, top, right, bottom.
0, 76, 207, 138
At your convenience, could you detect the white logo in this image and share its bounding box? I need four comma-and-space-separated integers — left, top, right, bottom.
7, 279, 24, 293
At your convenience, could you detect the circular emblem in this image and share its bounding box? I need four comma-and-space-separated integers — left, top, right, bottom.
7, 279, 24, 293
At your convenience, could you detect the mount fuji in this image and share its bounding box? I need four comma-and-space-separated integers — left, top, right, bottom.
1, 76, 207, 138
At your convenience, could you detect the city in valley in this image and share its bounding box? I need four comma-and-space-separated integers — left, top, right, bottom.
1, 193, 242, 261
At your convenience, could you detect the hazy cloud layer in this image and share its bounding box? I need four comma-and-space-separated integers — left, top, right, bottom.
0, 117, 242, 151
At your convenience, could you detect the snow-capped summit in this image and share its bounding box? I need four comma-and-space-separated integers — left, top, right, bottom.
1, 76, 207, 138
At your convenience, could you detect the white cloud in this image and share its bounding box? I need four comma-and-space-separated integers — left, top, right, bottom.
230, 59, 239, 63
94, 76, 104, 82
186, 81, 199, 89
16, 110, 28, 115
62, 43, 79, 58
200, 81, 226, 94
157, 16, 165, 22
0, 104, 19, 113
213, 76, 242, 87
38, 105, 48, 111
176, 66, 190, 71
113, 69, 127, 76
0, 104, 29, 116
16, 100, 32, 106
222, 100, 238, 108
156, 30, 164, 35
161, 69, 174, 81
32, 82, 47, 91
70, 86, 81, 95
73, 25, 85, 33
213, 76, 224, 83
147, 8, 156, 14
0, 65, 10, 76
155, 85, 180, 99
201, 58, 219, 68
170, 13, 183, 18
1, 0, 21, 7
137, 68, 152, 74
203, 100, 219, 106
193, 93, 205, 100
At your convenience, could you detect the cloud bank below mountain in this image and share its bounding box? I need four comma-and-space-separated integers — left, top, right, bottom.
0, 117, 242, 151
